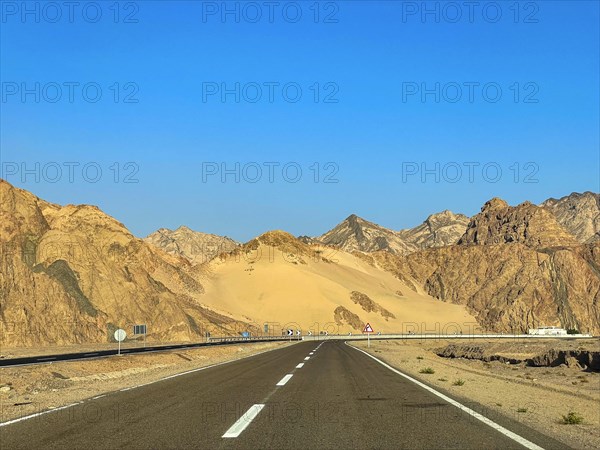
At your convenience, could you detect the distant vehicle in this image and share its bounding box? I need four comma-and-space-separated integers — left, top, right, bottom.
528, 326, 567, 336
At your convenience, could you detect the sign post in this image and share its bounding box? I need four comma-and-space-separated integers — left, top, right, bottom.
363, 323, 374, 348
114, 329, 127, 355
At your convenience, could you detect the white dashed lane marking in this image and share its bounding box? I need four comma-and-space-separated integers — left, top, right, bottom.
222, 404, 265, 438
296, 363, 304, 369
276, 374, 294, 386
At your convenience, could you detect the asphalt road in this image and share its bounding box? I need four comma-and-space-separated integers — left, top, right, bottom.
0, 341, 567, 449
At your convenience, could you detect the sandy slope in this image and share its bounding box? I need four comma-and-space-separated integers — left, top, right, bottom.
199, 236, 476, 335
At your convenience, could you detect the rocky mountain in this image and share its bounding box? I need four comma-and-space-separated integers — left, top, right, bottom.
458, 198, 579, 248
145, 226, 239, 265
398, 210, 470, 249
318, 214, 417, 255
541, 192, 600, 243
318, 210, 470, 256
0, 180, 248, 348
3, 180, 598, 346
373, 242, 600, 334
372, 198, 600, 334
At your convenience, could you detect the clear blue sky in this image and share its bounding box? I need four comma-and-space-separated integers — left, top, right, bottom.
1, 1, 599, 241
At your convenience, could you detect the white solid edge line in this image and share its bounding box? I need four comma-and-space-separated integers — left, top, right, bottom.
222, 404, 265, 438
296, 363, 304, 369
0, 343, 293, 428
0, 402, 82, 428
276, 374, 293, 386
347, 343, 544, 450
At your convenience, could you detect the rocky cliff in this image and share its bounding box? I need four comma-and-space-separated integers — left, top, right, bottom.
398, 210, 470, 249
458, 198, 579, 248
372, 199, 600, 334
0, 180, 248, 348
541, 191, 600, 243
318, 214, 417, 255
145, 226, 239, 265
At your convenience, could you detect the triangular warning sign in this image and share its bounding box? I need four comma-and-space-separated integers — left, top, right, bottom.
363, 323, 374, 333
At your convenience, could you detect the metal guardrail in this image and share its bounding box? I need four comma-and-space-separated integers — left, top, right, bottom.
210, 333, 596, 342
322, 333, 596, 340
208, 336, 302, 343
0, 337, 292, 368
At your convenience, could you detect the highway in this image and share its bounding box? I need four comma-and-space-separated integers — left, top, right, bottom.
0, 341, 567, 449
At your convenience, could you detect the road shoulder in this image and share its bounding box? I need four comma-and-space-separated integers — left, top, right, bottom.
349, 339, 598, 449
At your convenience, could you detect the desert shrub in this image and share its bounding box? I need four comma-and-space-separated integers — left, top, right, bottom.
419, 367, 435, 374
453, 379, 465, 386
561, 412, 584, 424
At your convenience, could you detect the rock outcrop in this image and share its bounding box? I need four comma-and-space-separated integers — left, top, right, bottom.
319, 210, 470, 256
399, 210, 470, 249
437, 343, 600, 371
541, 192, 600, 243
318, 214, 417, 255
333, 306, 363, 330
145, 226, 239, 265
458, 198, 579, 248
350, 291, 395, 320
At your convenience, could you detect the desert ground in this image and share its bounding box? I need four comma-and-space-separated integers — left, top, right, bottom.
353, 338, 600, 449
0, 341, 296, 424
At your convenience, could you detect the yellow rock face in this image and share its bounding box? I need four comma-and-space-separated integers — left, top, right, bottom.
0, 180, 247, 348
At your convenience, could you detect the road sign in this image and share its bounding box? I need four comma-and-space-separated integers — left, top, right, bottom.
133, 324, 147, 348
287, 329, 293, 336
114, 329, 126, 355
296, 330, 301, 336
363, 323, 374, 348
114, 329, 126, 341
307, 331, 312, 336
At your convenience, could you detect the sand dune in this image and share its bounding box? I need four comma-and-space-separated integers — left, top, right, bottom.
200, 231, 477, 335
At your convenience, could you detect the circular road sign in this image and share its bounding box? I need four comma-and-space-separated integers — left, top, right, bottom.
114, 329, 127, 342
